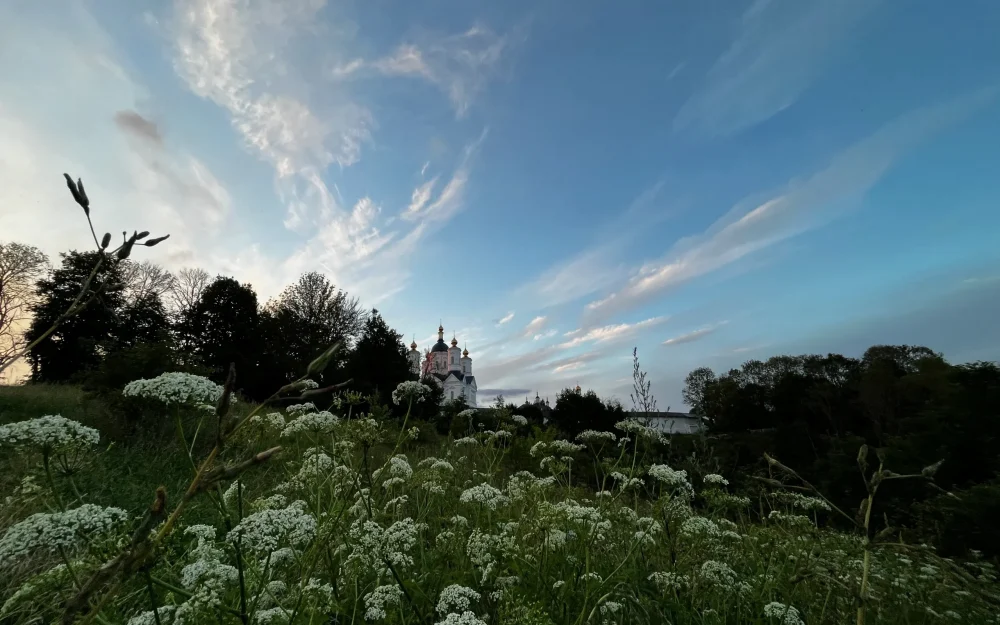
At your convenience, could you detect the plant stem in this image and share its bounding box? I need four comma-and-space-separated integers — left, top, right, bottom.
144, 572, 163, 625
43, 450, 66, 511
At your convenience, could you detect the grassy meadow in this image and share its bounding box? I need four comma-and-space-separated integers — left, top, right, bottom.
1, 378, 998, 625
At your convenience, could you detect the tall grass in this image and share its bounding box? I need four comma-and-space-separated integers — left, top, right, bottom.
1, 377, 997, 625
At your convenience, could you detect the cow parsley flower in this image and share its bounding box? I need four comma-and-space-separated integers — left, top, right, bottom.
615, 418, 667, 442
227, 500, 316, 556
281, 411, 338, 437
435, 612, 486, 625
648, 464, 694, 497
253, 607, 289, 624
548, 439, 585, 454
454, 437, 479, 447
365, 584, 404, 621
649, 571, 689, 592
431, 460, 455, 472
392, 381, 431, 405
373, 455, 413, 481
704, 473, 729, 486
764, 602, 805, 625
460, 483, 509, 510
437, 584, 480, 615
348, 517, 425, 571
576, 430, 617, 445
123, 372, 224, 406
0, 504, 127, 566
773, 492, 832, 512
285, 403, 317, 416
126, 605, 177, 625
247, 412, 285, 432
0, 415, 100, 453
510, 415, 528, 426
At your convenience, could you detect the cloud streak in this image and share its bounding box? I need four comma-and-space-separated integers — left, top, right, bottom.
674, 0, 880, 137
662, 321, 727, 346
589, 88, 996, 322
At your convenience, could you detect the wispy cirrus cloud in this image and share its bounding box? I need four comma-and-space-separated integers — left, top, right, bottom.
522, 316, 547, 337
333, 24, 521, 117
496, 312, 515, 326
588, 88, 996, 322
558, 316, 668, 349
662, 321, 728, 346
674, 0, 881, 137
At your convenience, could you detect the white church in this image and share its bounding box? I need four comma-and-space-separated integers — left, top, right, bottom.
408, 324, 478, 406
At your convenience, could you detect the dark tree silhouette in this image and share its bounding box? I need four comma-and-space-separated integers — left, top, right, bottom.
344, 308, 414, 409
177, 276, 261, 391
549, 387, 625, 437
26, 251, 126, 382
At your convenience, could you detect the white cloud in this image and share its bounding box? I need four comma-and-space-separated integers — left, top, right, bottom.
662, 321, 728, 346
497, 312, 515, 326
553, 360, 586, 374
559, 317, 668, 349
405, 176, 439, 218
590, 89, 997, 321
339, 24, 518, 117
522, 315, 547, 337
674, 0, 880, 137
534, 329, 558, 341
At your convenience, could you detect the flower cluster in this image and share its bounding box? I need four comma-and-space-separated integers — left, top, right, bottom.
285, 403, 317, 416
460, 483, 510, 510
364, 584, 404, 620
226, 500, 317, 556
648, 464, 694, 497
281, 411, 339, 437
0, 414, 100, 452
764, 602, 805, 625
0, 504, 128, 566
392, 381, 431, 405
122, 372, 224, 406
576, 430, 617, 445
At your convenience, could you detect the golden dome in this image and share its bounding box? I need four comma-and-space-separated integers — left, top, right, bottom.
575, 384, 582, 393
438, 324, 444, 333
410, 340, 418, 350
462, 347, 469, 357
451, 336, 458, 347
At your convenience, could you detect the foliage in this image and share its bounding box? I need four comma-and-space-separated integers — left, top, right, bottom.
684, 346, 1000, 557
1, 381, 997, 625
0, 242, 48, 378
259, 272, 365, 384
176, 276, 263, 392
25, 251, 128, 382
345, 309, 415, 411
548, 388, 625, 438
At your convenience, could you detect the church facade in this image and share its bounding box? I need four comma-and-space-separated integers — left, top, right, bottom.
408, 324, 477, 406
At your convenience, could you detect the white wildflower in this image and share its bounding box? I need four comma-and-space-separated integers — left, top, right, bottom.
285, 403, 317, 416
548, 439, 585, 454
454, 437, 479, 447
365, 584, 404, 621
437, 584, 480, 615
0, 504, 127, 566
576, 430, 617, 445
392, 381, 431, 405
435, 612, 486, 625
227, 500, 316, 556
253, 607, 289, 624
248, 412, 285, 432
123, 372, 224, 406
648, 571, 688, 592
348, 517, 425, 571
763, 602, 805, 625
0, 415, 100, 452
127, 606, 177, 625
431, 460, 455, 472
680, 516, 721, 538
704, 473, 729, 486
648, 464, 694, 497
281, 411, 338, 437
510, 415, 528, 426
460, 483, 510, 510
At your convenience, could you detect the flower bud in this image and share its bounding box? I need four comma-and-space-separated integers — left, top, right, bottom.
306, 342, 341, 376
144, 234, 170, 247
63, 173, 89, 215
100, 232, 111, 249
135, 231, 150, 240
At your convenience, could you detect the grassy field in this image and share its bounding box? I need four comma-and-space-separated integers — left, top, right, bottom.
1, 380, 998, 625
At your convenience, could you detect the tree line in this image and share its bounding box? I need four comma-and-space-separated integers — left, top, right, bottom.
0, 243, 416, 407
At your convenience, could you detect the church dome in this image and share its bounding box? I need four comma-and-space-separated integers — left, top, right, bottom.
410, 340, 418, 350
462, 347, 469, 357
451, 336, 459, 347
431, 339, 449, 352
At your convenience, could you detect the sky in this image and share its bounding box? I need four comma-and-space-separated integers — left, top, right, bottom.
1, 0, 999, 406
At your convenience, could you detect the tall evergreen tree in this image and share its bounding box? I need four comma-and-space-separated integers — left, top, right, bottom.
345, 308, 414, 408
26, 251, 126, 382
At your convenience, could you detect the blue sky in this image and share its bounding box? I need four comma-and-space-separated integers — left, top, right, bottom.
1, 0, 999, 406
